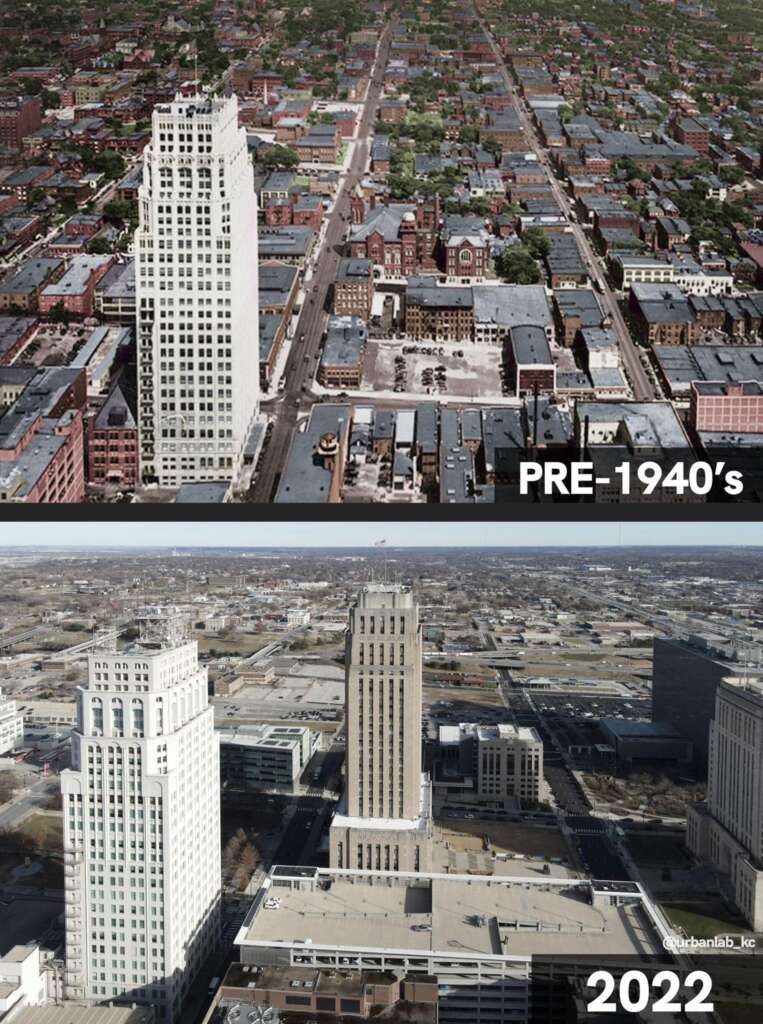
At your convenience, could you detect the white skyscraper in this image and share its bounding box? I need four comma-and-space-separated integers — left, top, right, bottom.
0, 687, 23, 754
330, 584, 432, 872
136, 92, 259, 488
61, 611, 221, 1022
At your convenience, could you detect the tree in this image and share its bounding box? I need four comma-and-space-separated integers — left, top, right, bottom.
720, 164, 744, 186
260, 144, 299, 169
47, 302, 70, 325
87, 238, 113, 255
522, 226, 551, 260
41, 88, 60, 110
495, 245, 541, 284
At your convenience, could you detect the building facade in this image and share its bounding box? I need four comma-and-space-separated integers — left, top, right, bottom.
329, 585, 432, 872
219, 724, 317, 791
0, 688, 24, 754
690, 381, 763, 434
136, 93, 260, 488
435, 722, 543, 805
652, 636, 763, 777
687, 676, 763, 930
60, 614, 221, 1022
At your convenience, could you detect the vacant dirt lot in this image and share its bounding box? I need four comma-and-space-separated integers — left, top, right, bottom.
437, 821, 569, 860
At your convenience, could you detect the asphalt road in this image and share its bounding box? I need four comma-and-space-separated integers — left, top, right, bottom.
0, 778, 59, 830
270, 796, 332, 866
474, 6, 655, 401
250, 17, 397, 502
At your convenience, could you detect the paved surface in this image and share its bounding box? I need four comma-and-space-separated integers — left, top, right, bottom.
271, 796, 332, 866
0, 778, 59, 830
474, 4, 655, 401
250, 17, 397, 502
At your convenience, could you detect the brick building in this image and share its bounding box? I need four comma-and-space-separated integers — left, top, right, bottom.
334, 258, 374, 318
87, 376, 138, 489
0, 96, 42, 150
506, 325, 556, 397
39, 254, 114, 316
690, 381, 763, 434
349, 198, 440, 278
405, 282, 474, 342
0, 366, 86, 503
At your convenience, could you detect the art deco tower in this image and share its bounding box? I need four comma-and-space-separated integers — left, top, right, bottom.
61, 611, 221, 1022
330, 584, 432, 872
136, 92, 259, 488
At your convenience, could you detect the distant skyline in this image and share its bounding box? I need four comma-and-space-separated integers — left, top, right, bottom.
2, 522, 762, 549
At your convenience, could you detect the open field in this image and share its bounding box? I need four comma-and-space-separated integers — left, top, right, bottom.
196, 632, 280, 657
424, 684, 502, 708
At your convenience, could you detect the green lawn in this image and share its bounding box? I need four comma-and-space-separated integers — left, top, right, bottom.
662, 900, 750, 939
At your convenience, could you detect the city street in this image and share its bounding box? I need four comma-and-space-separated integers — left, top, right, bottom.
474, 4, 655, 401
250, 16, 397, 502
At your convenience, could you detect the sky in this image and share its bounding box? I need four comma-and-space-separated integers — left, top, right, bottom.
1, 521, 762, 549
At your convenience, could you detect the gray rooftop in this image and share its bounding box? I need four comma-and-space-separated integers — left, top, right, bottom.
322, 315, 367, 368
473, 284, 551, 330
0, 258, 63, 297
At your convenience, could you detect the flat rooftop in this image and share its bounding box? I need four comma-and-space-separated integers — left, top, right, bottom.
240, 871, 665, 960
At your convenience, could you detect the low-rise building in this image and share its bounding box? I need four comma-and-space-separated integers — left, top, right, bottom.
0, 366, 86, 503
219, 724, 318, 791
87, 376, 138, 489
213, 965, 437, 1024
318, 315, 367, 388
0, 259, 64, 311
405, 281, 473, 342
434, 722, 543, 805
506, 324, 556, 396
38, 254, 113, 316
690, 380, 763, 434
0, 315, 37, 365
629, 283, 699, 345
473, 284, 554, 345
334, 257, 374, 319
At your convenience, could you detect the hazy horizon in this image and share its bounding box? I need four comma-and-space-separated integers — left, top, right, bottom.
1, 522, 762, 549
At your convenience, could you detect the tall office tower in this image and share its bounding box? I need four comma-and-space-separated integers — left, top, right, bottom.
687, 676, 763, 930
61, 611, 221, 1022
0, 687, 23, 754
653, 636, 763, 777
329, 584, 432, 872
136, 92, 259, 489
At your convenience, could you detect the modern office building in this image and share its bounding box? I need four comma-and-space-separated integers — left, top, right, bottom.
60, 611, 221, 1022
218, 724, 318, 791
135, 93, 260, 489
329, 584, 432, 872
235, 865, 673, 1024
652, 635, 763, 776
687, 676, 763, 930
0, 687, 24, 754
434, 722, 543, 806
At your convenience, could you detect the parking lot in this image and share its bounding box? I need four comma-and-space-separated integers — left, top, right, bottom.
362, 339, 502, 398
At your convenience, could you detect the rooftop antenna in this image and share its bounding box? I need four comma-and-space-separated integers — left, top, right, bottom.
375, 538, 387, 584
